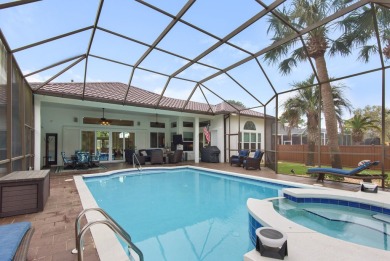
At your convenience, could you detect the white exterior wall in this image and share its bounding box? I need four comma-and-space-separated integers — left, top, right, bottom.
209, 115, 225, 163
36, 95, 216, 165
35, 95, 266, 166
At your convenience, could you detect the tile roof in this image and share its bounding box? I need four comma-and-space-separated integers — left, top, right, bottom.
31, 82, 265, 117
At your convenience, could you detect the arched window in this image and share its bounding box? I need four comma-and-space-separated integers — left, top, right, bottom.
242, 121, 261, 150
244, 121, 256, 130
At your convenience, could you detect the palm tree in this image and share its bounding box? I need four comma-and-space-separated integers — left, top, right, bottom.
265, 1, 390, 168
280, 74, 351, 166
344, 114, 380, 145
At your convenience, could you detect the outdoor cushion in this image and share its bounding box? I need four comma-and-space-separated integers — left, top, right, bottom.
0, 222, 31, 261
307, 161, 376, 176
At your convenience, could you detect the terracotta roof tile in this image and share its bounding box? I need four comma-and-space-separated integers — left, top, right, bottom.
31, 82, 264, 117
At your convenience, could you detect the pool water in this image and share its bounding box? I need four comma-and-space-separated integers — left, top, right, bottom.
272, 198, 390, 251
84, 168, 288, 260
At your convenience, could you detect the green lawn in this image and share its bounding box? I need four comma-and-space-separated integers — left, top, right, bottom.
277, 161, 389, 185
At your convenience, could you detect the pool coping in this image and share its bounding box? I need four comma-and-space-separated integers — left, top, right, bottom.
74, 165, 370, 261
246, 189, 390, 261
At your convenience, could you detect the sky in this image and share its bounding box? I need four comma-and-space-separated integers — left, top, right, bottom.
0, 0, 389, 121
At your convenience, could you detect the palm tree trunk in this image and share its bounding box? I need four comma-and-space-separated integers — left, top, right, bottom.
306, 113, 318, 166
314, 55, 342, 169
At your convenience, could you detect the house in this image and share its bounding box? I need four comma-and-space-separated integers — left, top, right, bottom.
274, 123, 353, 146
32, 82, 268, 170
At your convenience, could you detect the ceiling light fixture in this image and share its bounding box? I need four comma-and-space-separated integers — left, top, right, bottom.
100, 108, 110, 126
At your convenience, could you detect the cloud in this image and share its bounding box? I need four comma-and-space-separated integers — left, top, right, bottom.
24, 71, 51, 83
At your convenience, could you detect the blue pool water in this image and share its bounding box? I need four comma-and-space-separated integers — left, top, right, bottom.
272, 198, 390, 251
84, 168, 289, 260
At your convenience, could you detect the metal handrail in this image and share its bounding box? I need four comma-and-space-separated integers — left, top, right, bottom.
132, 153, 143, 171
73, 208, 143, 261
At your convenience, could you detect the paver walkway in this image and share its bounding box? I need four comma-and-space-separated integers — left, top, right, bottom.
0, 162, 383, 260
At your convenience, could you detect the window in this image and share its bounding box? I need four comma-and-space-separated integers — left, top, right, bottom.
83, 117, 134, 126
244, 121, 256, 130
241, 121, 261, 151
199, 121, 209, 128
150, 132, 165, 148
183, 132, 193, 141
150, 122, 165, 128
183, 121, 193, 128
81, 131, 95, 154
171, 122, 177, 128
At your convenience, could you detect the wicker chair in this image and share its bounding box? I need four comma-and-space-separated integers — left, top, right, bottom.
61, 152, 75, 169
230, 149, 249, 167
150, 149, 164, 164
242, 150, 264, 170
168, 150, 183, 164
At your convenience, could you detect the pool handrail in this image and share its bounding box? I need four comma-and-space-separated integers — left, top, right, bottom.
73, 207, 144, 261
133, 153, 143, 171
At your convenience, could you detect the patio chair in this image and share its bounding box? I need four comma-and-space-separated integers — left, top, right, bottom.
90, 152, 100, 167
61, 151, 75, 169
0, 221, 34, 261
243, 150, 264, 170
76, 151, 90, 169
168, 150, 183, 164
150, 149, 164, 164
307, 160, 386, 182
230, 149, 249, 167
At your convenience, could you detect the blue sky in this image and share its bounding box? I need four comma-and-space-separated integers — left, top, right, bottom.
0, 0, 388, 121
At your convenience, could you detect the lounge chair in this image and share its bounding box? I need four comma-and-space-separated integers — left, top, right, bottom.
0, 222, 34, 261
242, 150, 264, 170
61, 151, 75, 169
168, 150, 183, 164
307, 161, 386, 182
230, 149, 250, 167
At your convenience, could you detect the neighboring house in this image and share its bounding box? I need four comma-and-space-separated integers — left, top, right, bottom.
35, 82, 269, 169
275, 123, 353, 146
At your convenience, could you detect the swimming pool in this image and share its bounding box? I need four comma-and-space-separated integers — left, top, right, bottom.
272, 198, 390, 251
83, 167, 293, 260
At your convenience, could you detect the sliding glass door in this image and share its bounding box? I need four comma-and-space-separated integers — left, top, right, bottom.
81, 130, 135, 162
112, 132, 123, 160
96, 131, 109, 161
81, 131, 95, 154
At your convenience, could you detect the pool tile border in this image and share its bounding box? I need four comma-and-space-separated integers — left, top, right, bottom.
283, 193, 390, 215
248, 214, 263, 246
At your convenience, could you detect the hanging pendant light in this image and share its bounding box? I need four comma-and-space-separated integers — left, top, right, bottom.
100, 108, 110, 126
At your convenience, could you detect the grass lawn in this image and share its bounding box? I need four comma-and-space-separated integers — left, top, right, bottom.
277, 161, 389, 185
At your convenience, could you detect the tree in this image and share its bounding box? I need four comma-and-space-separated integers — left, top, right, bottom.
265, 1, 390, 168
344, 114, 380, 145
226, 100, 246, 108
351, 105, 390, 144
280, 74, 351, 165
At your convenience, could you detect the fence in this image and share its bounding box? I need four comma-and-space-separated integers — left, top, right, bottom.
277, 144, 389, 170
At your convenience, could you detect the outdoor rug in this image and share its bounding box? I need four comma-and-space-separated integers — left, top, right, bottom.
55, 165, 107, 174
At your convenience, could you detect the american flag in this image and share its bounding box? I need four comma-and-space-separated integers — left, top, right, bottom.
203, 126, 211, 143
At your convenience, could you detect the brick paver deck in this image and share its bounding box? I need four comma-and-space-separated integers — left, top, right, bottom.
0, 162, 381, 260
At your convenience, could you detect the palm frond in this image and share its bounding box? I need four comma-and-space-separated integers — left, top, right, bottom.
358, 45, 378, 62
376, 6, 390, 29
263, 42, 289, 65
328, 39, 351, 57
279, 57, 298, 75
331, 0, 355, 11
292, 46, 308, 61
